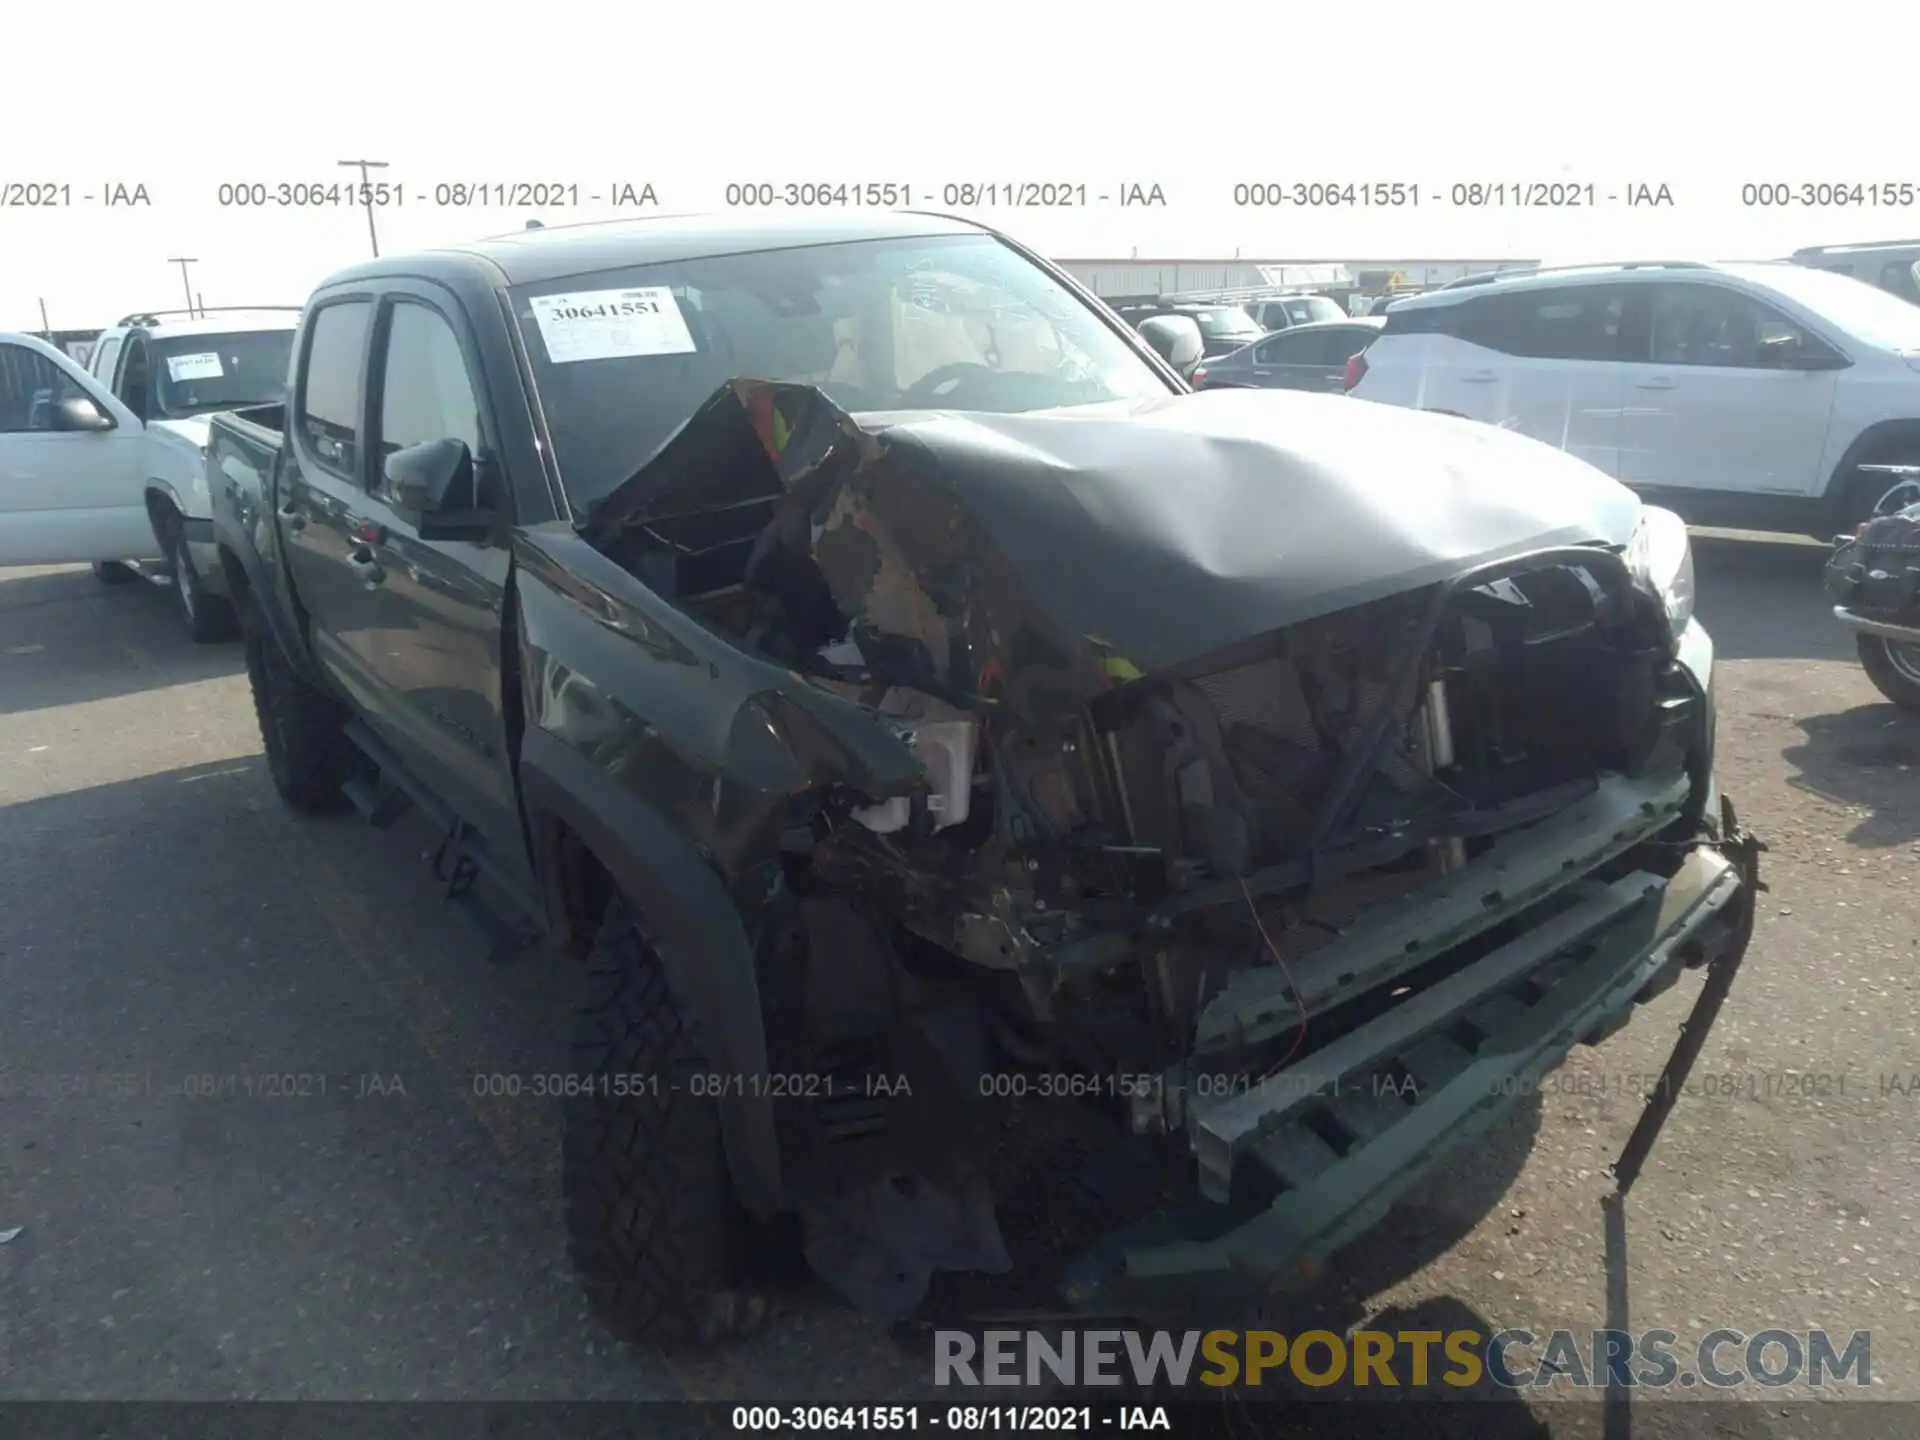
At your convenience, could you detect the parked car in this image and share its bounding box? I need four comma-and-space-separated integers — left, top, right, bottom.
0, 332, 153, 567
208, 210, 1756, 1347
1826, 475, 1920, 707
1245, 293, 1347, 332
1349, 259, 1920, 537
1191, 316, 1384, 392
83, 308, 300, 639
1792, 241, 1920, 308
1112, 301, 1265, 357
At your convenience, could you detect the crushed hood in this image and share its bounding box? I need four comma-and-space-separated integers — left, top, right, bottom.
586, 381, 1642, 720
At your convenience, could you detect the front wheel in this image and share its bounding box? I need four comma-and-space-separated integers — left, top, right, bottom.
171, 528, 238, 643
1858, 634, 1920, 711
562, 900, 762, 1346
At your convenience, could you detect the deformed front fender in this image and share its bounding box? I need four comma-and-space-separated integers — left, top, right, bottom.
509, 525, 930, 1220
517, 728, 789, 1218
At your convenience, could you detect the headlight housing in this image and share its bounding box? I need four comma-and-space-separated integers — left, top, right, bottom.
1625, 504, 1695, 632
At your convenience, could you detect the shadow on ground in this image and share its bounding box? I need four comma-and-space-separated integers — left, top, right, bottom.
0, 565, 243, 716
1782, 705, 1920, 847
1690, 533, 1847, 666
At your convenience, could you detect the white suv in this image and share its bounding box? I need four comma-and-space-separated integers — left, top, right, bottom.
1348, 260, 1920, 536
86, 308, 300, 638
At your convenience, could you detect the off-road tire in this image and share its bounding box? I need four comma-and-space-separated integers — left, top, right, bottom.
242, 611, 356, 813
1858, 633, 1920, 711
91, 560, 137, 585
170, 526, 239, 644
562, 900, 758, 1346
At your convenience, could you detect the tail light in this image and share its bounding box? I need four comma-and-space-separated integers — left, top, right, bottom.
1189, 366, 1209, 388
1342, 353, 1368, 392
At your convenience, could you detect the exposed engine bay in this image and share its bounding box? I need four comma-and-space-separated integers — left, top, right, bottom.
582, 378, 1707, 1316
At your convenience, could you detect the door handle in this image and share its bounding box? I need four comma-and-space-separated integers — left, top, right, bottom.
347, 545, 387, 587
1460, 369, 1499, 383
1634, 376, 1677, 391
278, 501, 306, 533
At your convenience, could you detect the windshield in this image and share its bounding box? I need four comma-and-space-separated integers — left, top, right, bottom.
513, 233, 1173, 510
1191, 308, 1261, 338
1750, 264, 1920, 351
1286, 297, 1344, 325
152, 331, 295, 418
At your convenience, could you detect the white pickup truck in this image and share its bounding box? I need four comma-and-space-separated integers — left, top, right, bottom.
81, 308, 301, 639
0, 330, 156, 566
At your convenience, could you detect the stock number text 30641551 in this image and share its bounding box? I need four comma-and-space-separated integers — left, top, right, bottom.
724, 182, 915, 208
1233, 180, 1420, 207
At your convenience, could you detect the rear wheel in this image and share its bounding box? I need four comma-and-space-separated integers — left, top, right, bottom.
1858, 633, 1920, 711
91, 561, 137, 585
562, 899, 762, 1345
241, 605, 356, 813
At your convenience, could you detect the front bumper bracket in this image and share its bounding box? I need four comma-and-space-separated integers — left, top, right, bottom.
1608, 794, 1761, 1195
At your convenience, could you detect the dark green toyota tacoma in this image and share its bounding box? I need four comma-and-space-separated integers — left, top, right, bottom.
207, 210, 1760, 1345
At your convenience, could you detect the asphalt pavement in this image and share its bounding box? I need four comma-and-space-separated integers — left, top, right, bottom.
1, 535, 1916, 1431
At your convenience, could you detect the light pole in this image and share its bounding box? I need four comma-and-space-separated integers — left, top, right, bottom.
338, 158, 391, 257
166, 257, 199, 315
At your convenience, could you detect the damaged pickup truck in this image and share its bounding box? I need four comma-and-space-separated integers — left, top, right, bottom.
207, 211, 1759, 1344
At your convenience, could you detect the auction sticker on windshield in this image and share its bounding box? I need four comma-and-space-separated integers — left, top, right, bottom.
166, 352, 224, 381
527, 287, 697, 363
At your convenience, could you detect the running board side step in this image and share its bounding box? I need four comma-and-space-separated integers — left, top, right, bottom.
341, 774, 413, 829
340, 718, 546, 967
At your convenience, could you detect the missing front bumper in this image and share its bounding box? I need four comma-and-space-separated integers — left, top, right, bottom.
1058, 795, 1760, 1316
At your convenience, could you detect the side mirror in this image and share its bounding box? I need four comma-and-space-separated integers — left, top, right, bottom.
1137, 315, 1205, 377
386, 437, 474, 511
49, 395, 113, 432
383, 438, 495, 540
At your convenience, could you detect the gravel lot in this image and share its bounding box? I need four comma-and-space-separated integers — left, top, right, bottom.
1, 533, 1915, 1433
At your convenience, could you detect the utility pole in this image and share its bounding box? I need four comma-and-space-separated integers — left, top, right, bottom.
338, 158, 390, 257
166, 257, 199, 315
38, 298, 52, 339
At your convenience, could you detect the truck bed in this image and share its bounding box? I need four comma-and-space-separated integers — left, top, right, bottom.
212, 402, 286, 447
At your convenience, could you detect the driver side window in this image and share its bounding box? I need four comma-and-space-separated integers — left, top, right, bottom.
0, 343, 87, 433
1645, 284, 1810, 369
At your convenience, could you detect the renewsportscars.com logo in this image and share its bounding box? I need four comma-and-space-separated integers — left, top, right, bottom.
934, 1328, 1872, 1391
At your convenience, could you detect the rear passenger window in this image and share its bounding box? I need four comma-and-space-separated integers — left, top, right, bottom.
298, 300, 372, 477
1254, 334, 1308, 365
1260, 329, 1344, 366
374, 301, 481, 463
1459, 285, 1627, 361
1323, 328, 1374, 364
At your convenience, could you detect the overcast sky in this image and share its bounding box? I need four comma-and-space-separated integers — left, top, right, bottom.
3, 0, 1909, 329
